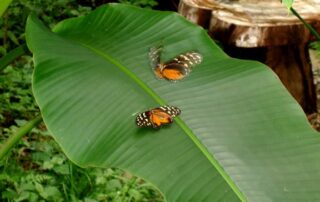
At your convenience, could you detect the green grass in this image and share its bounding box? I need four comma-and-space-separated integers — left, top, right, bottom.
0, 56, 164, 202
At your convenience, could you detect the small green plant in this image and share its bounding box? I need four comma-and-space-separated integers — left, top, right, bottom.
284, 1, 320, 53
0, 56, 37, 127
310, 41, 320, 54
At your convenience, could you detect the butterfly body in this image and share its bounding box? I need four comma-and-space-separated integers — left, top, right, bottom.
136, 106, 181, 128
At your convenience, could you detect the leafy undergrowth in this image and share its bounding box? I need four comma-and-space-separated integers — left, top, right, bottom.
0, 56, 164, 202
0, 0, 92, 56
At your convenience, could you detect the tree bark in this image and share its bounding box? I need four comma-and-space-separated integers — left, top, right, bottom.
179, 0, 320, 114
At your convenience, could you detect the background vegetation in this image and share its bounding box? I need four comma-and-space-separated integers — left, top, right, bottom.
0, 0, 164, 201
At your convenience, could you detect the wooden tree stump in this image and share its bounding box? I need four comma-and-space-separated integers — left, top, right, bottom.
179, 0, 320, 114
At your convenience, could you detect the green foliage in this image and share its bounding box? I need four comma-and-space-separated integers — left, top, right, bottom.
118, 0, 158, 8
0, 0, 13, 17
0, 58, 164, 201
0, 0, 92, 56
0, 134, 164, 201
0, 56, 37, 128
310, 41, 320, 54
0, 0, 159, 57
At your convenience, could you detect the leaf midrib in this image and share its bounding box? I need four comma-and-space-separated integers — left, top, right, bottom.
78, 40, 246, 201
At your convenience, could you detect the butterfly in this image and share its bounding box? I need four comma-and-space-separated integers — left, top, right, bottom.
136, 106, 181, 128
149, 46, 202, 81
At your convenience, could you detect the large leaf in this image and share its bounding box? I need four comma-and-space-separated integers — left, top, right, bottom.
26, 4, 320, 201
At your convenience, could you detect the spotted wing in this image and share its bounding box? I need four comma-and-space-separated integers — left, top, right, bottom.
158, 51, 202, 81
169, 51, 203, 69
149, 46, 163, 68
135, 111, 152, 127
158, 106, 181, 118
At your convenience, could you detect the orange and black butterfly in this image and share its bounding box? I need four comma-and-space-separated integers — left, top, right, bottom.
149, 46, 202, 81
136, 106, 181, 128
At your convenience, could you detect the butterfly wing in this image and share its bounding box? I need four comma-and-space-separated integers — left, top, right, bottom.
149, 45, 202, 81
160, 51, 202, 81
150, 108, 173, 128
153, 64, 164, 79
160, 63, 189, 81
159, 106, 181, 118
136, 111, 153, 127
149, 46, 162, 69
169, 51, 203, 68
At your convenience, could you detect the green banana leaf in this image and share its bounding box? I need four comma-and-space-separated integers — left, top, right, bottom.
26, 3, 320, 202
